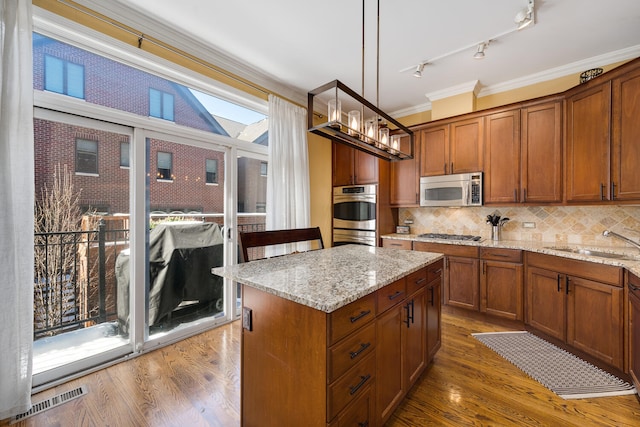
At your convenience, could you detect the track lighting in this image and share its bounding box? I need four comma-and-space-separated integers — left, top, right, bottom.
413, 63, 425, 78
515, 0, 535, 30
473, 43, 488, 59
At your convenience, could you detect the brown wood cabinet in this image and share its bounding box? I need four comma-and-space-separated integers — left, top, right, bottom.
419, 118, 483, 177
376, 268, 432, 426
628, 272, 640, 397
480, 248, 523, 320
390, 133, 420, 206
332, 142, 378, 186
414, 242, 479, 311
525, 252, 624, 370
565, 82, 612, 202
521, 100, 563, 203
484, 109, 521, 204
612, 67, 640, 201
426, 259, 444, 361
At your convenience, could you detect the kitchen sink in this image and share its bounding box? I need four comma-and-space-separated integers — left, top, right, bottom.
544, 247, 639, 261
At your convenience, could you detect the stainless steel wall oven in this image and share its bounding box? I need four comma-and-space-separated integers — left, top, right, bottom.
332, 184, 377, 247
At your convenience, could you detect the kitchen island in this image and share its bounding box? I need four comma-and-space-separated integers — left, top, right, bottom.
212, 244, 443, 427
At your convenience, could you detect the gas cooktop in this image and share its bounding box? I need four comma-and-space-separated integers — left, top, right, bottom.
418, 233, 482, 241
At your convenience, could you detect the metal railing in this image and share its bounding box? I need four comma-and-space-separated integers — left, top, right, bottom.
33, 218, 265, 339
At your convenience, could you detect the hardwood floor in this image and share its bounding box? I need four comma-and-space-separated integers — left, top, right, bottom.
3, 308, 639, 426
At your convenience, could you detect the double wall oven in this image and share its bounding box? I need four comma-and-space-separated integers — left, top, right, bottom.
332, 184, 377, 247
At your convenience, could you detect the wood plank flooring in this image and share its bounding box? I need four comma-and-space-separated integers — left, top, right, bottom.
3, 308, 639, 426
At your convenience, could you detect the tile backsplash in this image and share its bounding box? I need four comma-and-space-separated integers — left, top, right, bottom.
399, 205, 640, 248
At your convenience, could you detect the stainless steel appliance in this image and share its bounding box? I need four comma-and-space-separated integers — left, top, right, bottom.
419, 172, 483, 207
333, 184, 377, 246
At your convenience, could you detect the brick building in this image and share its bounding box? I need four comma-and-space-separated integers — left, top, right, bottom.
33, 33, 267, 216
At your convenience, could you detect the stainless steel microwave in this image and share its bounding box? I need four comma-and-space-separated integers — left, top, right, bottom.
419, 172, 483, 207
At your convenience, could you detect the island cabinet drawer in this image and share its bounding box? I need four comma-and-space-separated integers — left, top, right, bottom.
382, 238, 412, 250
328, 322, 376, 382
327, 352, 375, 421
406, 267, 428, 295
480, 247, 522, 263
427, 259, 444, 282
377, 277, 407, 313
329, 292, 377, 345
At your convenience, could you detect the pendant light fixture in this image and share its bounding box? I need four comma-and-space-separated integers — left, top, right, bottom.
307, 0, 414, 161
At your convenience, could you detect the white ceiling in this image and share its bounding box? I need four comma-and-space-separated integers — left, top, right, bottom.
89, 0, 640, 116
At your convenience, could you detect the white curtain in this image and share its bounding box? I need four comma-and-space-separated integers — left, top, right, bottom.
0, 0, 34, 419
266, 94, 311, 255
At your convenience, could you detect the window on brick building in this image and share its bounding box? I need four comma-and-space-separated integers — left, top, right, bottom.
260, 161, 268, 177
44, 54, 85, 99
120, 142, 130, 167
206, 159, 218, 184
75, 138, 98, 174
157, 151, 173, 180
149, 88, 175, 121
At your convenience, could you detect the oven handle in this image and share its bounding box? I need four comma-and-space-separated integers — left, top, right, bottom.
333, 194, 376, 203
335, 236, 376, 246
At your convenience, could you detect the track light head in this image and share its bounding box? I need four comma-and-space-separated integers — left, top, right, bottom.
473, 43, 487, 59
515, 0, 535, 30
413, 63, 425, 78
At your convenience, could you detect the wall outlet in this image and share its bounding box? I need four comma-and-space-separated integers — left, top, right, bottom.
523, 222, 536, 229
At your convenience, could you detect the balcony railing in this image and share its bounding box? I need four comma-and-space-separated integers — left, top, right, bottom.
33, 217, 265, 339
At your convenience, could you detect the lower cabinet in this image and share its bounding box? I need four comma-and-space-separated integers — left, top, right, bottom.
628, 272, 640, 397
480, 248, 523, 321
426, 260, 443, 361
525, 252, 624, 370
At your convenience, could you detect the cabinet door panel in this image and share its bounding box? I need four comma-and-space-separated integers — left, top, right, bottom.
355, 149, 378, 184
612, 68, 640, 200
391, 134, 419, 205
526, 266, 565, 340
630, 288, 640, 393
567, 276, 623, 370
521, 101, 562, 203
420, 125, 449, 176
565, 82, 611, 202
450, 118, 483, 174
427, 277, 442, 361
376, 304, 404, 425
484, 110, 520, 204
404, 288, 427, 388
481, 260, 523, 321
333, 142, 354, 186
446, 257, 479, 310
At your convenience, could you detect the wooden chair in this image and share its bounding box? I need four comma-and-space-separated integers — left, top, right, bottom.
238, 227, 324, 263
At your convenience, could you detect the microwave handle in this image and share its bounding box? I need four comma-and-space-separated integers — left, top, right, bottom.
463, 184, 469, 205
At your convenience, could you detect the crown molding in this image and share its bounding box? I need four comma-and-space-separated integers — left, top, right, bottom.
478, 45, 640, 97
61, 0, 307, 107
425, 80, 480, 102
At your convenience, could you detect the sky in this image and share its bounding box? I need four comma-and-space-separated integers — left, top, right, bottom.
190, 89, 266, 125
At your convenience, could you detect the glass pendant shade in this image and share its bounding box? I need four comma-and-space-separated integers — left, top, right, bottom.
347, 110, 361, 136
328, 99, 342, 128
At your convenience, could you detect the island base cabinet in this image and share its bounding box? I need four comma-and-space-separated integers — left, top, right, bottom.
629, 273, 640, 397
241, 285, 328, 427
376, 304, 405, 425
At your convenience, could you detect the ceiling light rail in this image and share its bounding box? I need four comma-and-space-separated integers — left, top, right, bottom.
307, 80, 414, 161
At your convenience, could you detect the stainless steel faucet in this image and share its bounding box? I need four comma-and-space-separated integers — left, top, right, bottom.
603, 230, 640, 251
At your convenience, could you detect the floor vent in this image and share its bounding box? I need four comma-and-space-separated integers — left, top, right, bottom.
10, 385, 87, 424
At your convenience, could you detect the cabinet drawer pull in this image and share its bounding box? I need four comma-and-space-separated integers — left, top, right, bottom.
349, 374, 371, 396
388, 290, 404, 300
414, 277, 426, 285
349, 342, 371, 359
630, 283, 640, 291
565, 276, 570, 295
390, 243, 403, 247
430, 268, 442, 275
358, 421, 369, 427
349, 310, 371, 323
600, 183, 605, 201
557, 274, 561, 292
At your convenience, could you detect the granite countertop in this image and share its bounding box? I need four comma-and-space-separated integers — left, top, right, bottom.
382, 233, 640, 277
211, 244, 443, 313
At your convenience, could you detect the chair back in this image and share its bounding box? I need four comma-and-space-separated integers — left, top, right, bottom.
238, 227, 324, 262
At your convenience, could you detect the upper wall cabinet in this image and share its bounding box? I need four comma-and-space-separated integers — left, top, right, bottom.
483, 109, 521, 204
419, 117, 483, 177
565, 82, 612, 203
390, 133, 420, 206
612, 67, 640, 201
332, 142, 378, 186
521, 101, 563, 204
